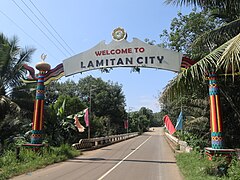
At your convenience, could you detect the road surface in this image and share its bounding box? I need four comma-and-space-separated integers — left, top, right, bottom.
11, 127, 183, 180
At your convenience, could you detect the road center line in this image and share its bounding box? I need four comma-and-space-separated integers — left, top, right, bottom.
97, 136, 152, 180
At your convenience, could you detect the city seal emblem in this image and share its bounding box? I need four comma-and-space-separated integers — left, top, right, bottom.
112, 27, 127, 41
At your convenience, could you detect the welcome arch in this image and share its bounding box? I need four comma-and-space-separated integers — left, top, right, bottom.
62, 28, 182, 76
23, 28, 224, 154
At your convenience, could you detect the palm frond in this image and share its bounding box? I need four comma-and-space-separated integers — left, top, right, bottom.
0, 33, 35, 92
217, 33, 240, 78
193, 18, 240, 48
161, 34, 238, 101
164, 0, 240, 10
0, 95, 20, 112
164, 0, 208, 6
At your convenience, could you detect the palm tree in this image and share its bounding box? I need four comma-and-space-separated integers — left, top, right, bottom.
161, 0, 240, 148
162, 0, 240, 98
165, 0, 239, 21
0, 33, 35, 117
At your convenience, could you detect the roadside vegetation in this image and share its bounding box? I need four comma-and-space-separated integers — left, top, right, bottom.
1, 0, 240, 179
0, 144, 80, 180
0, 32, 159, 179
157, 0, 240, 179
176, 151, 240, 180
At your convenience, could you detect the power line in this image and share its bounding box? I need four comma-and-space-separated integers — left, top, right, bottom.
0, 9, 59, 61
12, 0, 68, 57
20, 0, 73, 56
29, 0, 75, 55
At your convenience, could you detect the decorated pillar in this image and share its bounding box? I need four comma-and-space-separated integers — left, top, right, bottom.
22, 54, 64, 147
31, 56, 51, 144
208, 72, 224, 149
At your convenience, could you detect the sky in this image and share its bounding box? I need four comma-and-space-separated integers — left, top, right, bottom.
1, 0, 192, 112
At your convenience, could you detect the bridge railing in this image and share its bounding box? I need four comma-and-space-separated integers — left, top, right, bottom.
72, 132, 139, 150
165, 132, 192, 153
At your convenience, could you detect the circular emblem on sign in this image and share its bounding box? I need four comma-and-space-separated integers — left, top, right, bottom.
112, 27, 127, 41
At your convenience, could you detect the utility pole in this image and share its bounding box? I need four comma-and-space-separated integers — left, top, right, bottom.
88, 85, 97, 139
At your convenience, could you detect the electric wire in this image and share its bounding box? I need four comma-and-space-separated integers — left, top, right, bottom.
12, 0, 68, 57
0, 9, 59, 61
29, 0, 75, 55
20, 0, 73, 56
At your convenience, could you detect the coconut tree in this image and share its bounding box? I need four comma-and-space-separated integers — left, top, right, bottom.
161, 0, 240, 149
165, 0, 240, 21
162, 0, 240, 99
0, 33, 35, 151
0, 33, 35, 116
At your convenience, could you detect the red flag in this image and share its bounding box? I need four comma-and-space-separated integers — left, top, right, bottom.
74, 115, 85, 132
163, 115, 176, 135
84, 108, 89, 127
124, 120, 128, 129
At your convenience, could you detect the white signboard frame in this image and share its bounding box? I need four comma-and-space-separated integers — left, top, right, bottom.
63, 38, 182, 77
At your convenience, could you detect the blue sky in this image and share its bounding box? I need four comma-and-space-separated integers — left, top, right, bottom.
1, 0, 192, 112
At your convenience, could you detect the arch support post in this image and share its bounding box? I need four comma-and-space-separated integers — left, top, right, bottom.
30, 60, 51, 146
205, 73, 236, 160
208, 72, 224, 149
22, 59, 51, 151
30, 70, 47, 144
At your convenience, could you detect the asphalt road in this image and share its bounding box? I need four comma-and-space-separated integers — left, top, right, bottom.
11, 127, 183, 180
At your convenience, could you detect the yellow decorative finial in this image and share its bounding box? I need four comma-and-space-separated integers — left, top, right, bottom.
41, 54, 47, 61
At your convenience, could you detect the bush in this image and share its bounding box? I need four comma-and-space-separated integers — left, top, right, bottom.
174, 131, 209, 151
227, 158, 240, 179
205, 156, 229, 177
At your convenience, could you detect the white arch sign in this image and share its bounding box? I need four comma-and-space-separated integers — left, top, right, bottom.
63, 30, 182, 77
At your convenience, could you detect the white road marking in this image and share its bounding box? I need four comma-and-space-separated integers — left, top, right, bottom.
97, 136, 152, 180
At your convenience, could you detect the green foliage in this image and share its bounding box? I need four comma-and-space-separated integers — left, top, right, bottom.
0, 144, 80, 180
176, 151, 240, 180
158, 2, 240, 152
77, 76, 126, 134
227, 158, 240, 179
0, 33, 35, 120
175, 131, 209, 151
44, 95, 86, 146
46, 76, 127, 136
158, 9, 221, 59
165, 0, 240, 22
0, 33, 35, 95
91, 116, 110, 137
151, 112, 164, 127
128, 107, 153, 133
53, 95, 86, 118
0, 114, 31, 153
218, 77, 240, 148
42, 76, 128, 144
0, 33, 35, 153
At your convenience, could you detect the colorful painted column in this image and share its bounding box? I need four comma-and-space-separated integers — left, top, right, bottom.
31, 58, 51, 144
208, 72, 224, 149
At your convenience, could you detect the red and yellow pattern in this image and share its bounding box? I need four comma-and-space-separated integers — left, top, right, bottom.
209, 73, 224, 149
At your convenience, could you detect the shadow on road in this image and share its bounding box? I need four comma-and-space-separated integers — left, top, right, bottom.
67, 157, 176, 165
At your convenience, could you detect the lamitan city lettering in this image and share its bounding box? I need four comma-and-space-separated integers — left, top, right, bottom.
80, 56, 164, 69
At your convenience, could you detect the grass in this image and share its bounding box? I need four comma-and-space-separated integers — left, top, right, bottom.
0, 144, 80, 180
1, 144, 239, 180
176, 151, 240, 180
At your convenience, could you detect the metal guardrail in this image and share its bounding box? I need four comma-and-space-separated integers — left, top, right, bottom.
72, 132, 139, 150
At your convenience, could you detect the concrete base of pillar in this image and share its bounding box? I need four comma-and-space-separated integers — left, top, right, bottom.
205, 147, 235, 161
22, 143, 45, 152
